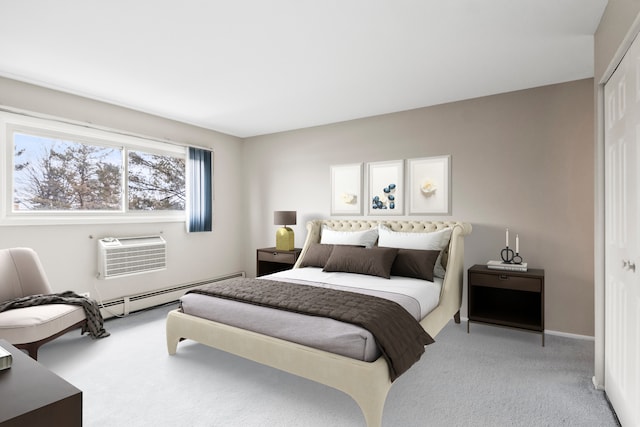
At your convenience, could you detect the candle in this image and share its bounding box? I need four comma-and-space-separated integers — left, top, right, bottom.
516, 234, 519, 253
506, 229, 509, 247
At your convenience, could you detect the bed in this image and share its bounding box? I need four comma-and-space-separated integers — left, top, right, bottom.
166, 219, 472, 427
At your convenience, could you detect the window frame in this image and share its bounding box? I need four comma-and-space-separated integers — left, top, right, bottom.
1, 111, 188, 226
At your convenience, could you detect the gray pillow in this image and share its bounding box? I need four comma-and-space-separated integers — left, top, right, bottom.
391, 249, 440, 281
323, 246, 398, 279
299, 243, 335, 268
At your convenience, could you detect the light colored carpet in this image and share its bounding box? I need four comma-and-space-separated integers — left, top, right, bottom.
38, 303, 619, 426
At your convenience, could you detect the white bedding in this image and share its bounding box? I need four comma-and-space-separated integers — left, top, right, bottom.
179, 267, 442, 362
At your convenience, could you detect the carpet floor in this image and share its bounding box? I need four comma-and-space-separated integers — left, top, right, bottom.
38, 302, 619, 426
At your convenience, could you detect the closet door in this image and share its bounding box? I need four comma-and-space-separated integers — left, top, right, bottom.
604, 33, 640, 427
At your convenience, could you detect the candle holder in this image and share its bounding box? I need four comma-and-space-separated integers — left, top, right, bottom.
500, 247, 523, 264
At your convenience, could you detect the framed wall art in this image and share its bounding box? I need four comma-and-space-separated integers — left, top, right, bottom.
367, 160, 404, 215
407, 155, 451, 215
330, 163, 363, 215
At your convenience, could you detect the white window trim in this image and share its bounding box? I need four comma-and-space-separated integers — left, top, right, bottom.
1, 110, 187, 226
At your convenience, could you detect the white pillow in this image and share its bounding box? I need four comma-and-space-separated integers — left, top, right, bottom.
320, 225, 379, 248
378, 224, 451, 250
378, 224, 452, 278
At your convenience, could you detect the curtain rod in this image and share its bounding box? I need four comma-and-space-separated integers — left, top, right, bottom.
0, 105, 213, 152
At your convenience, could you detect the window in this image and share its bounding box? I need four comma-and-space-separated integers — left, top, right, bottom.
128, 150, 185, 211
2, 111, 189, 224
13, 133, 123, 211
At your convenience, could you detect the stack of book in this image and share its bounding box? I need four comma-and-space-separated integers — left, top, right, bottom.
486, 260, 528, 272
0, 345, 12, 370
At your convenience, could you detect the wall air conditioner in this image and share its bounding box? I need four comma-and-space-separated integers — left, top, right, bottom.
98, 236, 167, 279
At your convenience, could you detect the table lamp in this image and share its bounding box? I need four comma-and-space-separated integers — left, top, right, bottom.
274, 210, 296, 250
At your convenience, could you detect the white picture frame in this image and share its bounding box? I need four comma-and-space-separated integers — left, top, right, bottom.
330, 163, 363, 215
407, 155, 451, 215
367, 160, 404, 216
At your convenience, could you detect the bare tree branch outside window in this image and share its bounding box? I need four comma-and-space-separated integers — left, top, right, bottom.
12, 132, 186, 213
128, 151, 186, 210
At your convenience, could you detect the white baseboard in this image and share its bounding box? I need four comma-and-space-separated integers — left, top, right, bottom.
592, 375, 605, 390
97, 271, 245, 318
545, 329, 594, 341
461, 317, 595, 341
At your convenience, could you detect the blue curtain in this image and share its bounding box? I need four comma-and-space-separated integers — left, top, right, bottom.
188, 147, 213, 232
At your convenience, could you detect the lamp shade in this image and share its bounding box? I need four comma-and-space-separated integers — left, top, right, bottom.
274, 211, 296, 226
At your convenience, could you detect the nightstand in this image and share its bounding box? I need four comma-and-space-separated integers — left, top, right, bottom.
467, 264, 545, 346
256, 247, 302, 277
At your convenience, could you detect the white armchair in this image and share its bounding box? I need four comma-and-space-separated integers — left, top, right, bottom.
0, 247, 87, 360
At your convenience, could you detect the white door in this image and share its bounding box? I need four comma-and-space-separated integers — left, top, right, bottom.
604, 33, 640, 427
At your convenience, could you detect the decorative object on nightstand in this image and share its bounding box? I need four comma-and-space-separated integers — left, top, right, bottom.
467, 264, 545, 346
256, 247, 302, 277
487, 228, 527, 272
274, 210, 296, 251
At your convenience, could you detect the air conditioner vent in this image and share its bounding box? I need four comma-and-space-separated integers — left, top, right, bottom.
98, 236, 166, 279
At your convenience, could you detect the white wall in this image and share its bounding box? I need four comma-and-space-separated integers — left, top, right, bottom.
244, 79, 595, 336
0, 78, 247, 311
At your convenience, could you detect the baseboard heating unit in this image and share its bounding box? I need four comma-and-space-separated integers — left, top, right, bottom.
98, 235, 166, 279
99, 272, 245, 317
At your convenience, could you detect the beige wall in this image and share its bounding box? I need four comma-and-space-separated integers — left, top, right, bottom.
0, 77, 247, 309
245, 79, 595, 336
0, 75, 596, 335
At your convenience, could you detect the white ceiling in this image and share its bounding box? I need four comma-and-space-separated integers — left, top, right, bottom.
0, 1, 608, 138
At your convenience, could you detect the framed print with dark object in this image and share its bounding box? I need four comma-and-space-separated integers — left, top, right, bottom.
367, 160, 404, 215
330, 163, 363, 215
407, 155, 451, 215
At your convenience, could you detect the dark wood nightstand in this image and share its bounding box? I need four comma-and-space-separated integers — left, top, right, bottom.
256, 247, 302, 277
467, 264, 545, 346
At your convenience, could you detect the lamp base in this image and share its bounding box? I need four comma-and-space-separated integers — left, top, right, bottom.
276, 227, 294, 251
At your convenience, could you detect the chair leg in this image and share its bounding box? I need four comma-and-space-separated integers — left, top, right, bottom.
13, 319, 86, 361
28, 345, 38, 360
15, 342, 40, 360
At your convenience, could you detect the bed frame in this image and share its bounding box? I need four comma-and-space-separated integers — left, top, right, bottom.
166, 219, 472, 427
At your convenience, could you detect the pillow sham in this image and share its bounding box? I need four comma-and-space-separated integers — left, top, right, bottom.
391, 249, 440, 281
378, 224, 451, 250
299, 243, 334, 268
378, 224, 452, 278
320, 225, 378, 248
323, 246, 398, 279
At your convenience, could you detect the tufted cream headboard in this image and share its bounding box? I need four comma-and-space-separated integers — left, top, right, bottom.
293, 219, 472, 336
294, 219, 471, 269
